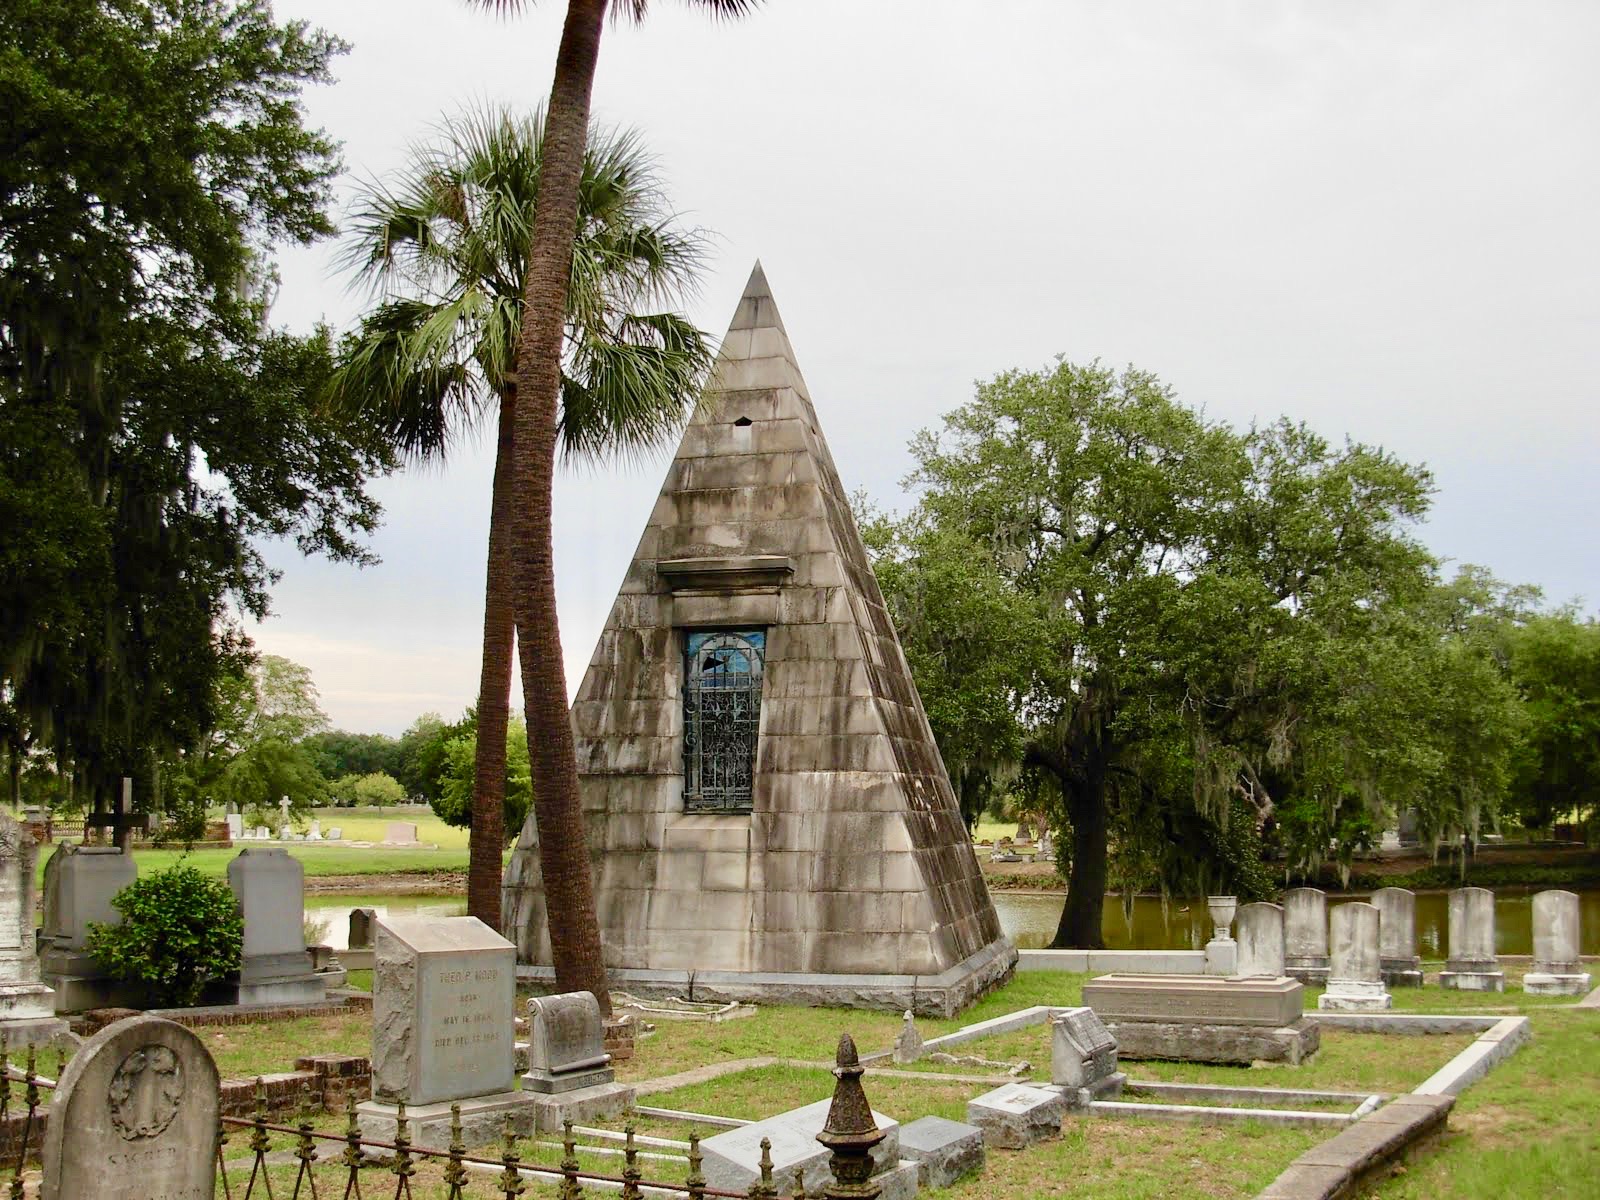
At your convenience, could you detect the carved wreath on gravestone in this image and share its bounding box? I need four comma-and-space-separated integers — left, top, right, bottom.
107, 1045, 184, 1141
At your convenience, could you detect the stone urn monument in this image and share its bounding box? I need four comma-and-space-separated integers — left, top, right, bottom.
1205, 895, 1238, 974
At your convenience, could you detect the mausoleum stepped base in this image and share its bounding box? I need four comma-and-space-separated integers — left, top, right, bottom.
1317, 980, 1393, 1012
530, 1081, 638, 1133
516, 937, 1017, 1019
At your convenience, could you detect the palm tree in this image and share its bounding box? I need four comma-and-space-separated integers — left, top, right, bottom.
475, 0, 759, 1014
332, 106, 712, 941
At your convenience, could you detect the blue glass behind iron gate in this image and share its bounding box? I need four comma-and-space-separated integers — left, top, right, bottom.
683, 630, 765, 812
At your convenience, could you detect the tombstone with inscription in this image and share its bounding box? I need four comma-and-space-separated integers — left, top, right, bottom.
1083, 974, 1318, 1065
967, 1082, 1068, 1149
1283, 888, 1330, 984
1234, 902, 1286, 978
0, 811, 68, 1045
358, 916, 534, 1145
1524, 889, 1591, 996
41, 844, 140, 1012
522, 990, 635, 1130
227, 849, 325, 1005
1371, 887, 1422, 987
384, 822, 419, 846
1441, 886, 1505, 992
1049, 1006, 1124, 1105
1318, 902, 1391, 1011
41, 1014, 219, 1200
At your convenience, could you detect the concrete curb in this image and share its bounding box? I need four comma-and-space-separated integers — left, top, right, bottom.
1411, 1016, 1531, 1096
1311, 1012, 1501, 1035
1017, 949, 1207, 974
1254, 1093, 1455, 1200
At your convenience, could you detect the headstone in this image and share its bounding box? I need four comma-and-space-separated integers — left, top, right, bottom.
348, 908, 378, 950
1370, 887, 1422, 987
701, 1097, 903, 1198
306, 820, 322, 841
358, 916, 536, 1145
892, 1010, 924, 1064
1049, 1006, 1124, 1104
1441, 886, 1505, 991
1283, 888, 1330, 984
384, 821, 419, 846
0, 812, 68, 1044
226, 849, 325, 1005
255, 826, 270, 841
1234, 902, 1285, 978
1318, 902, 1392, 1011
1083, 974, 1318, 1065
1204, 895, 1238, 975
896, 1116, 985, 1189
1379, 828, 1402, 851
40, 844, 140, 1012
1524, 889, 1592, 996
966, 1082, 1067, 1149
522, 991, 634, 1130
326, 826, 343, 841
224, 814, 243, 841
41, 1014, 220, 1200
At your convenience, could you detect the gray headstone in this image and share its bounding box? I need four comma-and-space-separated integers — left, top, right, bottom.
892, 1009, 924, 1064
1531, 889, 1581, 974
1050, 1007, 1117, 1088
348, 908, 377, 950
1234, 902, 1285, 978
522, 991, 614, 1094
1283, 888, 1329, 982
1318, 902, 1390, 1011
1371, 887, 1417, 961
966, 1082, 1067, 1149
385, 822, 419, 845
41, 1014, 220, 1200
373, 916, 515, 1105
227, 849, 321, 1003
896, 1115, 985, 1189
1447, 886, 1497, 966
42, 845, 135, 952
224, 814, 243, 840
700, 1097, 900, 1197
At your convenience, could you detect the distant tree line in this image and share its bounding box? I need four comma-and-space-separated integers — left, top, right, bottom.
863, 359, 1600, 948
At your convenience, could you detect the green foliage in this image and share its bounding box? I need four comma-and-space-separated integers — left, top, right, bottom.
1503, 610, 1600, 833
431, 717, 532, 839
304, 730, 405, 781
86, 864, 243, 1007
0, 0, 390, 810
349, 771, 407, 807
396, 711, 473, 805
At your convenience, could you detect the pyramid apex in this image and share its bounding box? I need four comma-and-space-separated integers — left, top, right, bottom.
729, 259, 787, 334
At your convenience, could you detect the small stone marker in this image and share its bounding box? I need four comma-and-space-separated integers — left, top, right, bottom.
1525, 889, 1591, 996
41, 1014, 220, 1200
1234, 902, 1286, 978
1318, 902, 1392, 1011
1441, 886, 1504, 992
522, 991, 636, 1130
897, 1116, 985, 1189
701, 1095, 903, 1197
359, 915, 534, 1145
348, 907, 377, 949
41, 843, 139, 1012
1371, 887, 1422, 987
0, 810, 68, 1044
966, 1082, 1067, 1149
227, 849, 324, 1005
892, 1009, 924, 1064
1283, 888, 1330, 984
306, 820, 322, 841
255, 826, 270, 841
384, 821, 419, 845
1049, 1006, 1124, 1104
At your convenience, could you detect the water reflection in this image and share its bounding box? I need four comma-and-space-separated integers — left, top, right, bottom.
304, 894, 466, 948
990, 887, 1600, 956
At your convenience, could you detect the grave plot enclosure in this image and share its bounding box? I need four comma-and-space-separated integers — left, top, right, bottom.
503, 264, 1014, 1015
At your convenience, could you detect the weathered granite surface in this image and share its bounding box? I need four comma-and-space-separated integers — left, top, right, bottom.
1050, 1006, 1120, 1097
1105, 1017, 1320, 1065
227, 849, 323, 1005
41, 1015, 219, 1200
1283, 889, 1329, 984
1084, 974, 1305, 1027
1371, 887, 1422, 987
1441, 887, 1504, 992
897, 1116, 985, 1188
522, 991, 615, 1094
1319, 902, 1391, 1012
966, 1083, 1067, 1148
1235, 902, 1286, 979
502, 263, 1014, 1011
40, 844, 139, 1012
1525, 889, 1591, 995
700, 1096, 900, 1196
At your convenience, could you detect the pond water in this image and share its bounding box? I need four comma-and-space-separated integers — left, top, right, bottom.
304, 887, 1599, 957
990, 887, 1600, 956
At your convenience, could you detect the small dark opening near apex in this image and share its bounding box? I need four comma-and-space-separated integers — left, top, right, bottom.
733, 415, 753, 427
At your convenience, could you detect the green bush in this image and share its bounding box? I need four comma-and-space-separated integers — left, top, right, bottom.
86, 863, 244, 1007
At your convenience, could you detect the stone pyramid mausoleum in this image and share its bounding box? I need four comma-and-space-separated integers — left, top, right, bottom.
503, 263, 1015, 1015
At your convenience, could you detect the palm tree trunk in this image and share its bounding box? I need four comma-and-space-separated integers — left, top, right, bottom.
510, 0, 612, 1014
468, 389, 517, 928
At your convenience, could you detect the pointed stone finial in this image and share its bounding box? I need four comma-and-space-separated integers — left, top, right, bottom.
729, 259, 788, 335
816, 1034, 883, 1199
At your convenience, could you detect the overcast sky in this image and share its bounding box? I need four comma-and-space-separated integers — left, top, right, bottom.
256, 0, 1600, 736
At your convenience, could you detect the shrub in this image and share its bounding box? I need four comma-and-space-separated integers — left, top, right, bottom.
87, 864, 244, 1007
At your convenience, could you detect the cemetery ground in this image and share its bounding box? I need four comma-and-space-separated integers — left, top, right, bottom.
141, 968, 1595, 1199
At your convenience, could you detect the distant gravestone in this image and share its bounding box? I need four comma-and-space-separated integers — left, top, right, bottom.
224, 814, 243, 841
1283, 888, 1330, 984
41, 1014, 219, 1200
359, 915, 533, 1146
1234, 902, 1285, 978
347, 908, 377, 950
1371, 887, 1422, 987
1441, 886, 1504, 992
1049, 1007, 1123, 1104
892, 1010, 924, 1064
384, 822, 419, 846
0, 811, 67, 1044
227, 849, 324, 1005
1525, 890, 1591, 996
1318, 902, 1391, 1011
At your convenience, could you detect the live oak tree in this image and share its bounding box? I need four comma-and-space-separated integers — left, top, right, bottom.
1, 1, 388, 812
881, 359, 1493, 947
